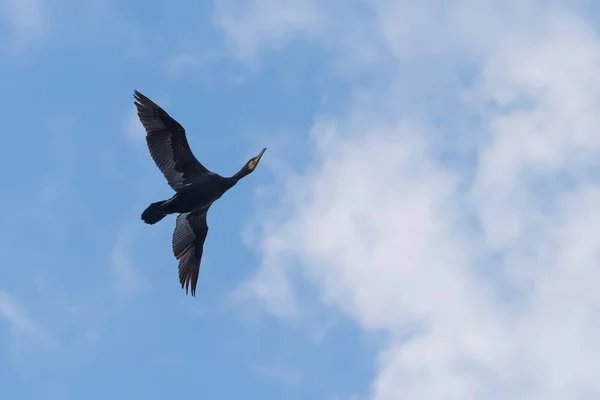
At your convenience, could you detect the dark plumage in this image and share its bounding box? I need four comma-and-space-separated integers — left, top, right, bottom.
134, 90, 266, 296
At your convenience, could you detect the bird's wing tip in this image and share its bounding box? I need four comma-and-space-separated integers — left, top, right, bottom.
133, 90, 145, 102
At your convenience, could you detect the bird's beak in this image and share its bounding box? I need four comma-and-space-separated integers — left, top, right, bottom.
256, 147, 266, 164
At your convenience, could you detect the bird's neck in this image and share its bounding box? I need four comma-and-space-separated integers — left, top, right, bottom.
231, 167, 250, 183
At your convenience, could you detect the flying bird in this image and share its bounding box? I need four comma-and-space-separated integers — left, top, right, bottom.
133, 90, 266, 296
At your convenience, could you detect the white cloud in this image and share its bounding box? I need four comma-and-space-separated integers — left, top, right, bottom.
212, 0, 390, 77
217, 0, 600, 398
213, 0, 323, 61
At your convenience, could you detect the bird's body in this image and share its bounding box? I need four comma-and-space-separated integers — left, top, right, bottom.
133, 89, 266, 296
142, 174, 234, 223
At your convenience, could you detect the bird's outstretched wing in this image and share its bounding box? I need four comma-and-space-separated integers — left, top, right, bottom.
172, 210, 209, 296
133, 90, 212, 191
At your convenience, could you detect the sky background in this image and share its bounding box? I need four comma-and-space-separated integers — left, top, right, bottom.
2, 0, 600, 399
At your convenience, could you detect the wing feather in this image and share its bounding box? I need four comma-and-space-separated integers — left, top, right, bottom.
133, 90, 212, 190
172, 210, 209, 296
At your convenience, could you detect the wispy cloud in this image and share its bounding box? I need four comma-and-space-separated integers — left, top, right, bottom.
220, 0, 600, 398
123, 107, 146, 141
1, 0, 47, 51
0, 290, 37, 335
111, 231, 146, 299
213, 0, 323, 62
254, 360, 302, 387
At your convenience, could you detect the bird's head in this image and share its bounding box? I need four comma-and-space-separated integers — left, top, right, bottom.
235, 148, 267, 180
246, 147, 266, 171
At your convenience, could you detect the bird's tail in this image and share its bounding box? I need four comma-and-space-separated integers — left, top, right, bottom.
141, 200, 167, 224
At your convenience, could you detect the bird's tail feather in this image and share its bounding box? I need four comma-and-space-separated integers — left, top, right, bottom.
141, 201, 167, 224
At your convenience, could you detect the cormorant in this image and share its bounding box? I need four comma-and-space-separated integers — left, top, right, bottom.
133, 90, 266, 296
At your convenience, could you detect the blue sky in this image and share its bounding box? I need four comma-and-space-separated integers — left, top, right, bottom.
0, 1, 368, 399
4, 1, 600, 399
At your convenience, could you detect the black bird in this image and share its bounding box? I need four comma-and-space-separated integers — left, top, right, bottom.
133, 90, 266, 296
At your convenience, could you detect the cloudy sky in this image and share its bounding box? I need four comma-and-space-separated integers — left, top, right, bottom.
2, 0, 600, 399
